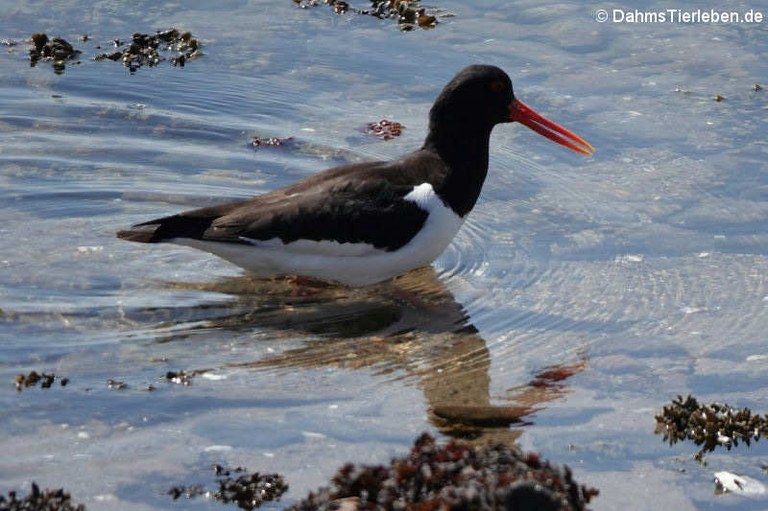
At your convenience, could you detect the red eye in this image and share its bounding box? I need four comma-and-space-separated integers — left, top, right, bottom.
489, 80, 505, 93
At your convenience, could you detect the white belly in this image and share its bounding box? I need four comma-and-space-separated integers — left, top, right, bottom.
174, 183, 464, 286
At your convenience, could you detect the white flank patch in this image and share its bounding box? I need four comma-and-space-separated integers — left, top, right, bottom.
239, 237, 378, 257
174, 183, 464, 286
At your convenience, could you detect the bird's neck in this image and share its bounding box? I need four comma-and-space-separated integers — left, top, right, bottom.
422, 124, 492, 217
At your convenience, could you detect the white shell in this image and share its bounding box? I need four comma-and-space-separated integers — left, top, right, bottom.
714, 471, 767, 496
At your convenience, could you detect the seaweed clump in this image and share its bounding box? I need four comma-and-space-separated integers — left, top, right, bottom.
165, 369, 197, 386
251, 136, 295, 149
15, 371, 68, 391
294, 0, 441, 30
0, 483, 85, 511
168, 464, 287, 510
28, 33, 80, 73
94, 28, 201, 72
366, 119, 404, 140
288, 433, 598, 510
655, 394, 768, 462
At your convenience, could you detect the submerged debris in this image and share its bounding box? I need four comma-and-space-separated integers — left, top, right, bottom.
294, 0, 443, 30
14, 371, 67, 391
28, 33, 80, 73
169, 464, 287, 510
0, 483, 85, 511
674, 83, 765, 101
655, 394, 768, 462
167, 484, 205, 500
165, 369, 197, 386
213, 469, 286, 509
106, 378, 128, 390
250, 136, 295, 148
288, 433, 598, 510
94, 28, 201, 72
366, 0, 439, 29
365, 119, 404, 140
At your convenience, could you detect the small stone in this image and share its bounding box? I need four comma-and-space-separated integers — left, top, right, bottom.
107, 379, 127, 390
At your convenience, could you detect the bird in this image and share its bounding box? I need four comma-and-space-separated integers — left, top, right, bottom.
117, 65, 593, 287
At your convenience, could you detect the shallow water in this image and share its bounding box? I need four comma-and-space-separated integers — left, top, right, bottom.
1, 1, 767, 509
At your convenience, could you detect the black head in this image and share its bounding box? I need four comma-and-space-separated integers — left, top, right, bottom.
428, 65, 594, 157
428, 65, 514, 132
421, 65, 592, 217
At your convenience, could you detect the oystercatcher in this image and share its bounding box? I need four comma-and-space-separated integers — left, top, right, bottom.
117, 65, 593, 286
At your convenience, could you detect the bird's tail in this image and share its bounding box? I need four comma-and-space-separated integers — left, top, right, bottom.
116, 214, 214, 243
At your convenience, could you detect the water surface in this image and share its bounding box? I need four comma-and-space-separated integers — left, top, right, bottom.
1, 1, 767, 509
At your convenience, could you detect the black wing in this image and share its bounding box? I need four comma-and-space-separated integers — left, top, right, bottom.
117, 152, 448, 252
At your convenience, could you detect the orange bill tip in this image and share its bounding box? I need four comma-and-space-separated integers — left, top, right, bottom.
510, 99, 594, 156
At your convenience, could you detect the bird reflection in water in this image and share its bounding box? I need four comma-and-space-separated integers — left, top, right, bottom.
157, 267, 586, 445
